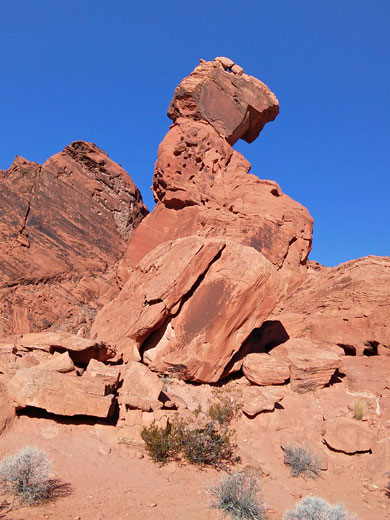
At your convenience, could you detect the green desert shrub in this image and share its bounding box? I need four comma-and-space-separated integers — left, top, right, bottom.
208, 470, 266, 520
283, 445, 321, 479
283, 496, 356, 520
140, 421, 178, 463
0, 446, 52, 505
141, 415, 238, 468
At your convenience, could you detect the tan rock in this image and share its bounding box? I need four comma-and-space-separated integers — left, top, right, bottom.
37, 351, 75, 373
4, 331, 116, 365
324, 417, 375, 454
231, 64, 244, 75
243, 353, 290, 386
7, 367, 115, 417
214, 56, 234, 69
85, 358, 121, 381
279, 338, 341, 393
0, 383, 15, 434
242, 386, 284, 417
118, 361, 164, 412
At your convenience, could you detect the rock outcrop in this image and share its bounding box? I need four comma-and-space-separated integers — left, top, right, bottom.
270, 256, 390, 357
118, 59, 313, 284
0, 141, 148, 337
93, 58, 314, 382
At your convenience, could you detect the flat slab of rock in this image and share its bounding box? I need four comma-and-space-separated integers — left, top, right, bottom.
243, 353, 289, 386
324, 417, 375, 454
242, 386, 284, 417
2, 332, 116, 365
7, 367, 115, 417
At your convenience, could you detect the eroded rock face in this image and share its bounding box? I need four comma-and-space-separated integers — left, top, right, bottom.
0, 141, 148, 337
92, 236, 283, 382
93, 58, 314, 383
271, 256, 390, 357
243, 353, 290, 386
167, 58, 279, 145
119, 58, 312, 284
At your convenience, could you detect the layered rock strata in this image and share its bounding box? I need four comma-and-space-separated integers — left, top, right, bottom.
0, 141, 148, 337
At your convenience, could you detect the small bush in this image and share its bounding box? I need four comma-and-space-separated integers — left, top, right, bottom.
283, 496, 356, 520
140, 421, 178, 463
208, 395, 239, 425
141, 416, 238, 468
208, 470, 266, 520
0, 446, 52, 505
175, 418, 237, 467
283, 445, 321, 479
353, 400, 364, 420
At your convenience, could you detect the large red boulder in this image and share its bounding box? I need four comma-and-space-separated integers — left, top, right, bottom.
92, 236, 283, 382
0, 141, 148, 337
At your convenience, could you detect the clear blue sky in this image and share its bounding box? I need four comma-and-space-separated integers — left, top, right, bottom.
1, 1, 389, 266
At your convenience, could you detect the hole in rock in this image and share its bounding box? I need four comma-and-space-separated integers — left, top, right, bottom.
326, 369, 346, 387
363, 341, 379, 357
220, 320, 289, 379
337, 344, 356, 356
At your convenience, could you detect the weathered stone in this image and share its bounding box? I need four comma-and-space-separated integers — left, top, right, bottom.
37, 351, 75, 373
0, 383, 15, 434
242, 386, 284, 417
7, 367, 115, 417
167, 58, 279, 144
214, 56, 234, 69
0, 141, 148, 337
93, 236, 283, 383
324, 417, 375, 454
272, 256, 390, 357
282, 338, 341, 393
84, 358, 121, 382
118, 361, 164, 412
243, 353, 290, 386
4, 331, 116, 365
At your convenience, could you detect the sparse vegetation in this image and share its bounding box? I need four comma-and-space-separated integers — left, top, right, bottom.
208, 470, 266, 520
0, 446, 53, 505
283, 496, 356, 520
141, 415, 238, 468
283, 445, 321, 479
140, 421, 177, 463
353, 400, 364, 420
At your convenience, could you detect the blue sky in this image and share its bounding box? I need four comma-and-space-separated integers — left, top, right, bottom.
1, 1, 389, 266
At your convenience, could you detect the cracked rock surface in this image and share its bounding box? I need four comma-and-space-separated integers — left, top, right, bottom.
0, 141, 148, 337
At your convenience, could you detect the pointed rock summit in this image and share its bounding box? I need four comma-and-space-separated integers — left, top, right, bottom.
0, 141, 148, 337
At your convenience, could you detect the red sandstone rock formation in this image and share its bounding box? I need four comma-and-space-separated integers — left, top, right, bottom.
0, 141, 148, 337
119, 59, 312, 283
270, 256, 390, 357
93, 58, 314, 382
